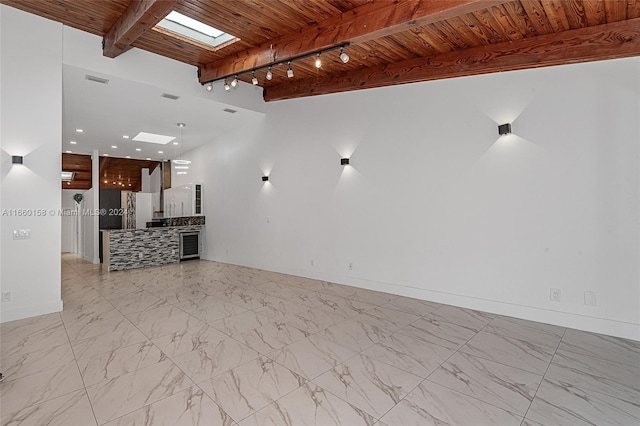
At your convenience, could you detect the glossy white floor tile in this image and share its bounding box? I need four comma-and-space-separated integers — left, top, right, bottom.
0, 254, 638, 425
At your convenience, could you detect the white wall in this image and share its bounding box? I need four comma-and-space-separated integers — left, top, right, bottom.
0, 6, 63, 322
180, 57, 640, 340
81, 188, 96, 263
61, 189, 83, 252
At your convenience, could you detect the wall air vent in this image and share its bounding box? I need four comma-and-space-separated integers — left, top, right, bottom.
161, 93, 180, 100
85, 75, 109, 84
223, 108, 237, 113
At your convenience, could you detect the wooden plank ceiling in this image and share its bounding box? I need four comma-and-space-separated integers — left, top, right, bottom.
62, 153, 161, 192
4, 0, 640, 101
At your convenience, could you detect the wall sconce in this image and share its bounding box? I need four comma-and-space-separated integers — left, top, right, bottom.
498, 123, 512, 136
262, 176, 269, 182
341, 158, 350, 166
12, 156, 23, 165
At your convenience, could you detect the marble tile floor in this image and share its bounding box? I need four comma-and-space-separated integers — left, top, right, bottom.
1, 254, 639, 425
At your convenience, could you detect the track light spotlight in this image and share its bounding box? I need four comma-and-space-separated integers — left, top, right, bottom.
339, 47, 349, 63
266, 67, 273, 80
287, 62, 294, 78
205, 82, 213, 92
251, 71, 258, 85
224, 79, 230, 91
231, 75, 238, 87
315, 53, 322, 69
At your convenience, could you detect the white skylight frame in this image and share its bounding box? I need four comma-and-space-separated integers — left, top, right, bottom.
132, 132, 176, 145
156, 11, 237, 49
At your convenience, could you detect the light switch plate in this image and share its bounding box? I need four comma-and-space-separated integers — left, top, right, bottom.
13, 229, 31, 240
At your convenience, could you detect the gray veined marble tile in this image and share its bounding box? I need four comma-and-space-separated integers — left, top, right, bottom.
525, 377, 640, 426
559, 328, 640, 367
151, 324, 230, 357
427, 351, 543, 415
64, 308, 132, 343
0, 342, 75, 382
543, 362, 640, 406
199, 356, 306, 422
312, 354, 423, 418
236, 320, 309, 355
209, 311, 272, 336
85, 358, 194, 424
77, 340, 167, 386
379, 380, 522, 426
169, 336, 260, 383
170, 293, 224, 313
460, 331, 555, 375
109, 289, 168, 315
425, 305, 495, 332
253, 300, 307, 321
71, 321, 148, 361
0, 360, 85, 420
360, 331, 454, 378
357, 306, 420, 333
102, 385, 234, 426
395, 317, 477, 350
238, 383, 376, 426
321, 317, 395, 353
0, 389, 96, 426
270, 334, 357, 380
383, 296, 441, 317
190, 301, 248, 323
552, 346, 640, 391
126, 305, 205, 339
483, 315, 565, 349
282, 306, 347, 334
1, 313, 67, 358
349, 288, 395, 307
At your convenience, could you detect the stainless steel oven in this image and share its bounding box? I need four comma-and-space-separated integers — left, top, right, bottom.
179, 231, 200, 260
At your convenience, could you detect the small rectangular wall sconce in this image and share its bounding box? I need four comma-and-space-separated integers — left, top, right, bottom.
262, 176, 269, 182
341, 158, 350, 166
498, 123, 512, 136
12, 156, 23, 165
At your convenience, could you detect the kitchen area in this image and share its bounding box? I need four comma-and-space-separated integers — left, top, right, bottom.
62, 153, 205, 272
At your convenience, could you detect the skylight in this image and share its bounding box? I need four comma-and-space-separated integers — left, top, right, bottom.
156, 11, 237, 49
132, 132, 176, 145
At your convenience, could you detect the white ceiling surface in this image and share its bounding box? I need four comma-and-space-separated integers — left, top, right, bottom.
62, 64, 262, 161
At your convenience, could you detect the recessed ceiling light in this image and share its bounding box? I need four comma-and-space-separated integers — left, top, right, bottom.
65, 150, 72, 153
146, 158, 151, 160
173, 142, 179, 145
125, 156, 131, 158
177, 171, 187, 175
173, 159, 191, 165
135, 148, 142, 152
132, 132, 175, 145
75, 128, 83, 133
70, 141, 77, 145
158, 151, 163, 154
103, 154, 109, 156
111, 145, 117, 149
122, 135, 129, 139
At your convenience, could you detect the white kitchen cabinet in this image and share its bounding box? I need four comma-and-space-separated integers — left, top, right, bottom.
164, 183, 203, 217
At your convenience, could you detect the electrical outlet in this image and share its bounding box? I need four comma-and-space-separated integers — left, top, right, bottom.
550, 288, 561, 302
584, 291, 596, 306
1, 292, 11, 302
348, 262, 353, 271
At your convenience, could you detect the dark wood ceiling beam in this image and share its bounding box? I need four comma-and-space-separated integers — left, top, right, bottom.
198, 0, 508, 83
264, 17, 640, 101
103, 0, 178, 58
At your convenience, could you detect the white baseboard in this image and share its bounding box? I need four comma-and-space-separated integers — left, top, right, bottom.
0, 299, 63, 323
203, 255, 640, 342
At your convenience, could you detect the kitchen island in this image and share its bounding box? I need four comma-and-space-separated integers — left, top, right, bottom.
102, 222, 203, 271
